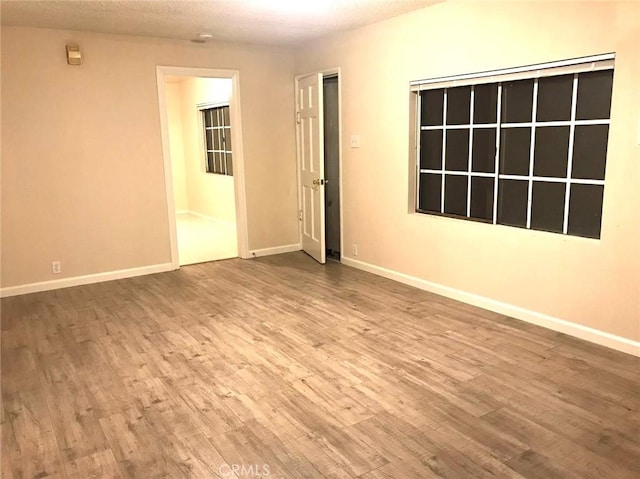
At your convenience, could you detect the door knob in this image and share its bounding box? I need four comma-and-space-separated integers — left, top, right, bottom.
312, 179, 326, 186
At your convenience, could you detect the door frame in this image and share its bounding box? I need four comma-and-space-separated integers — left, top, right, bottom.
295, 67, 344, 261
156, 66, 249, 269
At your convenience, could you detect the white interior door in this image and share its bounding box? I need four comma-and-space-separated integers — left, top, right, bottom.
296, 73, 326, 264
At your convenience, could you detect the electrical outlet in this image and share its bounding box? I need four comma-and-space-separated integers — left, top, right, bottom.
352, 244, 358, 256
350, 135, 360, 148
52, 261, 62, 274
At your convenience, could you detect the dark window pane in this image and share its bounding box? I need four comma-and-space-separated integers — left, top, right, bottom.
568, 184, 604, 238
502, 79, 534, 123
204, 109, 212, 127
533, 126, 569, 177
221, 130, 228, 152
470, 176, 494, 221
207, 152, 214, 172
223, 106, 230, 126
214, 152, 223, 173
225, 127, 232, 151
445, 130, 469, 171
226, 153, 233, 176
213, 129, 221, 150
531, 181, 565, 233
474, 83, 498, 124
418, 173, 442, 212
498, 179, 528, 227
500, 127, 531, 175
472, 128, 496, 173
446, 86, 471, 125
211, 108, 220, 128
420, 130, 443, 169
576, 70, 613, 120
536, 74, 573, 121
421, 89, 444, 126
444, 175, 468, 216
206, 129, 213, 149
572, 125, 608, 180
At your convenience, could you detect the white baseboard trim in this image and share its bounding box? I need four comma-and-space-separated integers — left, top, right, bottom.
186, 210, 216, 222
0, 263, 174, 298
180, 210, 235, 227
249, 243, 302, 258
342, 256, 640, 357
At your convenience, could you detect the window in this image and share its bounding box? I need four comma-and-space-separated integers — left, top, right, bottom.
413, 55, 614, 239
202, 105, 233, 176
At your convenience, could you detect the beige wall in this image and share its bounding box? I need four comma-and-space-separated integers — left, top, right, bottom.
1, 26, 298, 287
295, 1, 640, 341
165, 81, 188, 212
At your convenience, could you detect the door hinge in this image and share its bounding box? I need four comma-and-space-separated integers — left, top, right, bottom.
296, 111, 301, 124
298, 210, 303, 221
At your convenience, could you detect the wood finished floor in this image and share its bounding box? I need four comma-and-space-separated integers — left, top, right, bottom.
2, 252, 639, 478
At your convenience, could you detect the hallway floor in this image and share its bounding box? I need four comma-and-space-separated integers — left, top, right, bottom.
176, 212, 238, 265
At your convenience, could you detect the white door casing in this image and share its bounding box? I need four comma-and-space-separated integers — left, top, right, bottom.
296, 73, 326, 264
156, 66, 249, 267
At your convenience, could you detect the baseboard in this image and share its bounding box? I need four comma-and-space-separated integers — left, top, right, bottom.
249, 243, 302, 258
0, 263, 174, 298
181, 210, 235, 227
341, 256, 640, 357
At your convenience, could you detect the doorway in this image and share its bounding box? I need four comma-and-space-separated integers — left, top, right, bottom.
157, 67, 249, 269
323, 75, 341, 261
164, 76, 237, 265
295, 69, 342, 265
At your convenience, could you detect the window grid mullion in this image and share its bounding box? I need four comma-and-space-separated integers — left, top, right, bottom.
493, 84, 502, 225
415, 93, 422, 212
420, 118, 609, 130
500, 119, 609, 128
422, 169, 499, 178
421, 123, 498, 130
218, 109, 224, 174
220, 110, 229, 175
216, 108, 225, 174
526, 79, 539, 229
441, 91, 447, 213
220, 108, 227, 174
214, 108, 218, 173
467, 86, 475, 218
426, 173, 603, 185
563, 75, 579, 234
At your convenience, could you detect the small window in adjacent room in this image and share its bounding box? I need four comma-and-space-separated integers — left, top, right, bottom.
202, 105, 233, 176
412, 54, 614, 239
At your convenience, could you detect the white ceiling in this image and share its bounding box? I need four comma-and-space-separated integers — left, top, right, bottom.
1, 0, 441, 46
